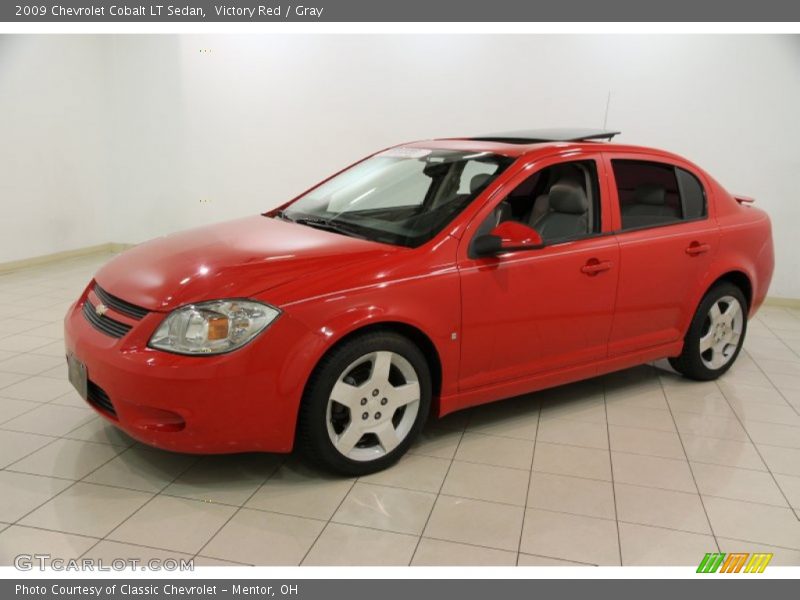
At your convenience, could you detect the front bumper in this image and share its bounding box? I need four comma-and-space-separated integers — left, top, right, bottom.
63, 285, 317, 454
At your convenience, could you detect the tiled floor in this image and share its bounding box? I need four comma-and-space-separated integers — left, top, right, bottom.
1, 252, 800, 566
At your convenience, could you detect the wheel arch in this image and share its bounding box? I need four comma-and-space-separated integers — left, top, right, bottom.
708, 270, 753, 311
677, 268, 754, 347
301, 319, 444, 414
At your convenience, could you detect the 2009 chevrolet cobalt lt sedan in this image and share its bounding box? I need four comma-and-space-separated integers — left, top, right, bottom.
64, 128, 774, 475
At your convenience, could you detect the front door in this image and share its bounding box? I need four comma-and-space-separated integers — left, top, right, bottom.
458, 155, 620, 391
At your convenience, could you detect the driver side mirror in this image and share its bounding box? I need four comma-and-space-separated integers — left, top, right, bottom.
472, 221, 544, 257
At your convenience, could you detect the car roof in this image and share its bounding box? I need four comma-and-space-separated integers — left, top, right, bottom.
399, 129, 688, 163
470, 128, 621, 144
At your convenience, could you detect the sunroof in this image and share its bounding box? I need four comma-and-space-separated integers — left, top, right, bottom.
469, 128, 621, 144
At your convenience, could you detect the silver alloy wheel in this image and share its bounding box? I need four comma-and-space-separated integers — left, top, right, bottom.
326, 350, 421, 462
699, 295, 744, 370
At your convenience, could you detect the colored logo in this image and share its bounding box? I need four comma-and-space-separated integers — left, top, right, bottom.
697, 552, 773, 573
95, 303, 109, 317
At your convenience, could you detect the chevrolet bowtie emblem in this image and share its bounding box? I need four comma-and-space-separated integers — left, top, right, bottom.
95, 303, 109, 317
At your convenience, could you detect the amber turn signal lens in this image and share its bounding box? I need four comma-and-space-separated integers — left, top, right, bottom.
207, 316, 229, 340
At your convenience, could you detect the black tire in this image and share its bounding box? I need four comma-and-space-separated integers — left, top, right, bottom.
669, 282, 748, 381
296, 331, 431, 476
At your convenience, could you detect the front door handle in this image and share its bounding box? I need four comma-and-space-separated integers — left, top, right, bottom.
581, 259, 613, 275
686, 241, 711, 256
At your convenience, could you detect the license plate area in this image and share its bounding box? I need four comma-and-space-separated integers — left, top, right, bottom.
67, 353, 88, 400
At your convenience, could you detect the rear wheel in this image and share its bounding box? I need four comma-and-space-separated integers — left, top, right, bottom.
669, 282, 747, 381
297, 331, 431, 476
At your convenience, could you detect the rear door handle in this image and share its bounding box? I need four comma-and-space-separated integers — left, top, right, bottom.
685, 241, 711, 256
581, 259, 613, 275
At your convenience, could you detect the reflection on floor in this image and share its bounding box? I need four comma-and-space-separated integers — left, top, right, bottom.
0, 252, 799, 566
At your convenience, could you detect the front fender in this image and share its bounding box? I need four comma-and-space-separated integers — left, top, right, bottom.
281, 270, 462, 406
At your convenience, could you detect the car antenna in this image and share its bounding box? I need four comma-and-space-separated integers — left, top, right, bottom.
603, 90, 612, 129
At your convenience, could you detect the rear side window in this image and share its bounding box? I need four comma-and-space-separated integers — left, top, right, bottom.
612, 160, 706, 231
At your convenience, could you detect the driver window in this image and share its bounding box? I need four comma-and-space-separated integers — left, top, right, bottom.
474, 159, 601, 245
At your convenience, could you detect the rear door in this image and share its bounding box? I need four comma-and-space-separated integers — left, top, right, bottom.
605, 153, 720, 356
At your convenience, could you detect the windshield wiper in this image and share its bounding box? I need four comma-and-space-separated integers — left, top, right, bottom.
292, 217, 368, 240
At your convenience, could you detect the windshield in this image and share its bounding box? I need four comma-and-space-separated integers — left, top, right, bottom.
280, 148, 514, 247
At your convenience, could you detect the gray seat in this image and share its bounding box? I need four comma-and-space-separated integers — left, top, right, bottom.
528, 193, 550, 226
475, 202, 512, 238
525, 164, 592, 228
622, 184, 679, 218
470, 173, 492, 194
534, 181, 589, 242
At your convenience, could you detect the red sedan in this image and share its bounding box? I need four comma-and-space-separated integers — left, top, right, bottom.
64, 129, 774, 474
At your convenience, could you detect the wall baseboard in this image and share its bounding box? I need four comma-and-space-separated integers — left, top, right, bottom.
763, 296, 800, 309
2, 243, 800, 309
0, 242, 135, 275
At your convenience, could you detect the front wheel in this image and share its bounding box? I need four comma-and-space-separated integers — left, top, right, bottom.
296, 331, 431, 476
669, 283, 748, 381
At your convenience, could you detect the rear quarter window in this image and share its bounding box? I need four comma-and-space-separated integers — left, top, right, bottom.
676, 167, 706, 220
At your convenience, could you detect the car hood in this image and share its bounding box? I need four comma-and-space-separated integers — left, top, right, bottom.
94, 215, 401, 311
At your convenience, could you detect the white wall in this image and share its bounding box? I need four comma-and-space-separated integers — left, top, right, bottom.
0, 36, 112, 262
2, 35, 799, 297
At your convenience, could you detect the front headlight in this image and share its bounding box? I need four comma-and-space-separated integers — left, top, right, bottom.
148, 299, 280, 355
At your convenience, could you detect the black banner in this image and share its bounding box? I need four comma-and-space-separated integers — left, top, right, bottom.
4, 579, 799, 600
3, 0, 800, 22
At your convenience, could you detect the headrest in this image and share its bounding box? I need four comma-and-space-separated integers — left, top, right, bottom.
634, 184, 666, 205
470, 173, 492, 194
549, 182, 588, 215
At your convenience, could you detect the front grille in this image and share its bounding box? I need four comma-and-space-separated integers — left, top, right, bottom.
94, 284, 149, 320
82, 299, 132, 338
87, 380, 117, 418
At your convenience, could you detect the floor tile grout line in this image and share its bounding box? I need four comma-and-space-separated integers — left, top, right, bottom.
188, 455, 289, 563
420, 533, 596, 565
0, 432, 70, 474
77, 452, 205, 560
2, 523, 103, 543
0, 334, 66, 361
0, 391, 90, 428
0, 408, 110, 446
412, 432, 793, 472
12, 464, 789, 519
714, 379, 800, 522
5, 522, 217, 559
293, 464, 359, 566
602, 378, 624, 566
186, 456, 296, 560
0, 314, 69, 338
514, 400, 540, 566
10, 498, 798, 564
6, 435, 138, 535
407, 418, 469, 566
0, 315, 69, 344
0, 351, 66, 374
656, 370, 721, 553
709, 533, 800, 554
755, 314, 800, 362
444, 424, 543, 444
5, 423, 794, 515
469, 404, 800, 442
744, 340, 800, 420
3, 392, 135, 459
0, 328, 78, 404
